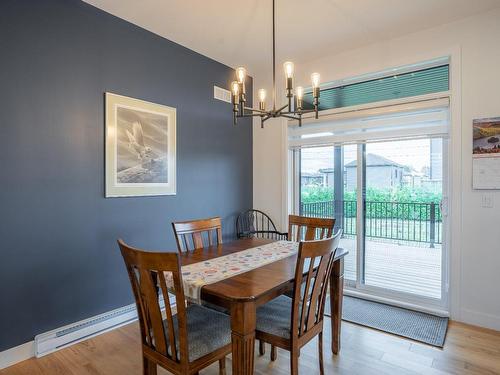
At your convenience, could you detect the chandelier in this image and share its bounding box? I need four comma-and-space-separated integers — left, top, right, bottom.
230, 0, 320, 127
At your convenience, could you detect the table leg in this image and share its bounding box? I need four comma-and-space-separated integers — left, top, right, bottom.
230, 301, 256, 375
330, 257, 344, 354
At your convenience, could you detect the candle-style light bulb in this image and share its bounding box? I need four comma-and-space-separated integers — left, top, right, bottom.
311, 72, 321, 89
283, 61, 294, 79
236, 67, 246, 83
296, 86, 304, 100
258, 89, 266, 110
296, 86, 304, 111
258, 89, 266, 102
231, 81, 239, 96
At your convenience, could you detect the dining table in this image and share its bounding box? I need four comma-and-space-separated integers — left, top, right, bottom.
178, 237, 348, 375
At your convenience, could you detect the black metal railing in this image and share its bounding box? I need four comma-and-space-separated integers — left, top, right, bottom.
300, 200, 442, 245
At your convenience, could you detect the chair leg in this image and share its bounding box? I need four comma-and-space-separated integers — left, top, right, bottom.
219, 357, 226, 375
290, 349, 299, 375
318, 332, 324, 375
143, 356, 157, 375
259, 340, 266, 355
270, 345, 277, 361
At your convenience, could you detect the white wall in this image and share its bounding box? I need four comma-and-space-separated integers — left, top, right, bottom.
253, 8, 500, 330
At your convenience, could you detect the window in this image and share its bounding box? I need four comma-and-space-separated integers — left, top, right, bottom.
289, 59, 450, 308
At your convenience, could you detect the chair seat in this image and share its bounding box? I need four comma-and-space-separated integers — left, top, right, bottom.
165, 304, 231, 362
256, 295, 294, 339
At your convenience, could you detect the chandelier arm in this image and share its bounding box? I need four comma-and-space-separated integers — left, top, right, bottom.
243, 106, 268, 114
238, 112, 269, 118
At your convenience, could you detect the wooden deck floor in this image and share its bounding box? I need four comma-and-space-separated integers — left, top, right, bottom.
341, 237, 442, 299
3, 319, 500, 375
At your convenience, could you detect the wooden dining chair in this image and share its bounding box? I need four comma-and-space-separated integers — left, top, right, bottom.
255, 231, 342, 375
172, 217, 222, 253
287, 215, 336, 242
258, 214, 337, 359
118, 239, 230, 375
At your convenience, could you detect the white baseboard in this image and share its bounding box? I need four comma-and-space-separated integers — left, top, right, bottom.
460, 308, 500, 331
0, 341, 34, 370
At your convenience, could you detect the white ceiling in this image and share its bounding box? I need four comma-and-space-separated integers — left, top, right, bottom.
84, 0, 500, 76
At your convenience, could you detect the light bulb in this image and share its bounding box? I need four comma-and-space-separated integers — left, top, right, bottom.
258, 89, 266, 103
311, 72, 321, 88
231, 81, 239, 96
283, 61, 294, 79
296, 86, 304, 100
236, 67, 246, 83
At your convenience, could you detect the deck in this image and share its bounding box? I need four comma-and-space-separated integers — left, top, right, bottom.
340, 237, 442, 299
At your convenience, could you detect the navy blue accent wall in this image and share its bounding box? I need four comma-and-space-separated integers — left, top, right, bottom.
0, 0, 252, 351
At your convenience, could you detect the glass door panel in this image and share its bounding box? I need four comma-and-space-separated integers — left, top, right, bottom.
298, 145, 357, 282
363, 139, 443, 299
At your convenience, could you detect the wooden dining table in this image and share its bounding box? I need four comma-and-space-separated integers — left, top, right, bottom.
178, 237, 348, 375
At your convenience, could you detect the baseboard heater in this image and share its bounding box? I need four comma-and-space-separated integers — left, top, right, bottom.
35, 295, 174, 358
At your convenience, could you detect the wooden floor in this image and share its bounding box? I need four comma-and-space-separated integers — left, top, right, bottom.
3, 318, 500, 375
342, 238, 442, 299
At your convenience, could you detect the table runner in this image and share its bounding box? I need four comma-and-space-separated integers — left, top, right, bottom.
166, 241, 298, 304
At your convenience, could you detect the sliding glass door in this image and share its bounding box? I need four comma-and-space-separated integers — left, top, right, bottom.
296, 137, 447, 307
363, 139, 443, 300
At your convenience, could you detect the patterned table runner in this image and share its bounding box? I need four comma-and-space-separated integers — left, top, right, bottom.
167, 241, 298, 304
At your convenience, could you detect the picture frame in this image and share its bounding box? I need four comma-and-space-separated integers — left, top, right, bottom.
105, 92, 176, 197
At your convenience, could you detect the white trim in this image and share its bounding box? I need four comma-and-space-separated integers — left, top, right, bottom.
344, 289, 449, 317
281, 118, 290, 230
460, 308, 500, 331
0, 341, 34, 370
296, 92, 450, 125
446, 46, 463, 321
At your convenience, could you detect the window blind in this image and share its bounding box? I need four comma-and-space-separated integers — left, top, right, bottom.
302, 64, 449, 111
288, 97, 449, 148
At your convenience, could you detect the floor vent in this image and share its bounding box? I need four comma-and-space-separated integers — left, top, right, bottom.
34, 296, 173, 357
214, 85, 232, 103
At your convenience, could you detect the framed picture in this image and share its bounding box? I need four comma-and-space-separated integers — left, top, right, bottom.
105, 93, 176, 197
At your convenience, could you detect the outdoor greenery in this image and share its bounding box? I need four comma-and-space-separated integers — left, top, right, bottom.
301, 186, 442, 221
301, 186, 442, 204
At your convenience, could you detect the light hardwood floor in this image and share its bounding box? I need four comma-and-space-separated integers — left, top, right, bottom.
2, 319, 500, 375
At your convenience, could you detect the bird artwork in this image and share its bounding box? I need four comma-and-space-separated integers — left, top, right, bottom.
126, 122, 153, 160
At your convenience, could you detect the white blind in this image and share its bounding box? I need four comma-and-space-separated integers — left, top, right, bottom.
288, 97, 449, 148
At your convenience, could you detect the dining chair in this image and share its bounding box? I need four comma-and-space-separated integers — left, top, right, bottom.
260, 214, 337, 358
118, 239, 230, 375
255, 231, 342, 375
236, 209, 288, 240
288, 214, 336, 242
172, 217, 222, 253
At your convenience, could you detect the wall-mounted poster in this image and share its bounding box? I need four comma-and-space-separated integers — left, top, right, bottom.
473, 117, 500, 189
473, 117, 500, 157
105, 93, 176, 197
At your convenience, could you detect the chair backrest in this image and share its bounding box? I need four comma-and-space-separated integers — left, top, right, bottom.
118, 240, 189, 367
236, 209, 280, 239
291, 230, 342, 340
288, 215, 336, 242
172, 217, 222, 253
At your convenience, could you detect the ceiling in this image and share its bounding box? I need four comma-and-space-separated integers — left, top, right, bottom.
84, 0, 500, 76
